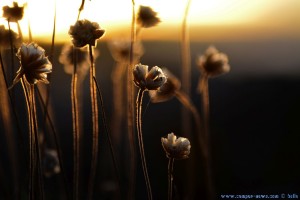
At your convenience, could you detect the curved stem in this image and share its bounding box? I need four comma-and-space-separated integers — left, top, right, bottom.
93, 76, 121, 198
168, 158, 174, 200
87, 44, 99, 200
72, 47, 79, 200
136, 89, 152, 200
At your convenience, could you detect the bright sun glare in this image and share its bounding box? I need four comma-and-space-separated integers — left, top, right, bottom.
0, 0, 298, 42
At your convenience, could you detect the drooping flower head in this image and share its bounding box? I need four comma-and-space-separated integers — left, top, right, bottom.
2, 2, 24, 22
0, 25, 21, 48
149, 68, 181, 103
68, 19, 105, 48
197, 46, 230, 77
12, 43, 52, 86
108, 39, 144, 63
137, 5, 161, 28
133, 63, 167, 90
161, 133, 191, 160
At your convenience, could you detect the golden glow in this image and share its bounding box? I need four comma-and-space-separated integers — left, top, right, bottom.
0, 0, 299, 42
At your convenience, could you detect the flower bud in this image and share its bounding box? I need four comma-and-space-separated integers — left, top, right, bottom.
161, 133, 191, 160
2, 2, 24, 22
137, 6, 161, 28
43, 149, 60, 178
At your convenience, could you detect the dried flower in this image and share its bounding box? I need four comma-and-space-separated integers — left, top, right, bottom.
133, 63, 167, 90
69, 19, 105, 48
137, 5, 161, 28
43, 149, 60, 177
2, 2, 24, 22
108, 39, 144, 63
197, 46, 230, 77
161, 133, 191, 160
149, 68, 181, 103
11, 43, 52, 86
59, 44, 100, 77
0, 25, 21, 48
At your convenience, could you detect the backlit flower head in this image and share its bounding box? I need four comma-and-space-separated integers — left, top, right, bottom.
2, 2, 24, 22
133, 63, 167, 90
137, 5, 161, 28
69, 19, 105, 48
197, 46, 230, 77
59, 44, 99, 76
149, 68, 181, 103
12, 43, 52, 86
161, 133, 191, 160
43, 149, 60, 177
0, 25, 21, 48
108, 39, 144, 63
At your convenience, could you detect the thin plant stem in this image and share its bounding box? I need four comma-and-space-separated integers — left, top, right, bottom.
136, 89, 152, 200
77, 0, 86, 20
181, 0, 192, 135
200, 75, 214, 200
128, 1, 137, 199
168, 158, 174, 200
20, 78, 33, 200
93, 76, 121, 198
87, 44, 99, 200
31, 85, 45, 200
72, 47, 80, 200
7, 20, 14, 84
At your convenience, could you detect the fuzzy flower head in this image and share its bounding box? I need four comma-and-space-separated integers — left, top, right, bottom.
108, 39, 144, 63
133, 63, 167, 90
149, 68, 181, 103
12, 43, 52, 86
69, 19, 105, 48
161, 133, 191, 160
197, 46, 230, 77
2, 2, 24, 22
0, 25, 21, 48
43, 149, 61, 178
137, 5, 161, 28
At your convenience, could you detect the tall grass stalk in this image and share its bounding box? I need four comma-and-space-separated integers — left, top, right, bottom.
181, 0, 192, 135
136, 88, 152, 200
87, 44, 99, 200
128, 1, 137, 199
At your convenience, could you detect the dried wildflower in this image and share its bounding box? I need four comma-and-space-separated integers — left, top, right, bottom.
68, 19, 105, 48
108, 39, 144, 63
197, 46, 230, 77
149, 68, 181, 103
161, 133, 191, 160
12, 43, 52, 86
133, 64, 167, 90
137, 5, 161, 28
0, 25, 21, 48
43, 149, 60, 177
2, 2, 24, 22
58, 44, 100, 77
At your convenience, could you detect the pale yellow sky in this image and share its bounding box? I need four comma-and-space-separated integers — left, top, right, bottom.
0, 0, 299, 42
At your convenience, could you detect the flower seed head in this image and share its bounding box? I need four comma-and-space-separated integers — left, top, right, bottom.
12, 43, 52, 86
133, 63, 167, 90
197, 46, 230, 77
161, 133, 191, 160
0, 25, 21, 48
137, 5, 161, 28
149, 68, 181, 103
2, 2, 24, 22
69, 19, 105, 48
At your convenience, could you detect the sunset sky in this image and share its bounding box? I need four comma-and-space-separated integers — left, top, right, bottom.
0, 0, 300, 42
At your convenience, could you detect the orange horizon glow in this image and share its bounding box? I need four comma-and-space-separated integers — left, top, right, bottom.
0, 0, 300, 43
